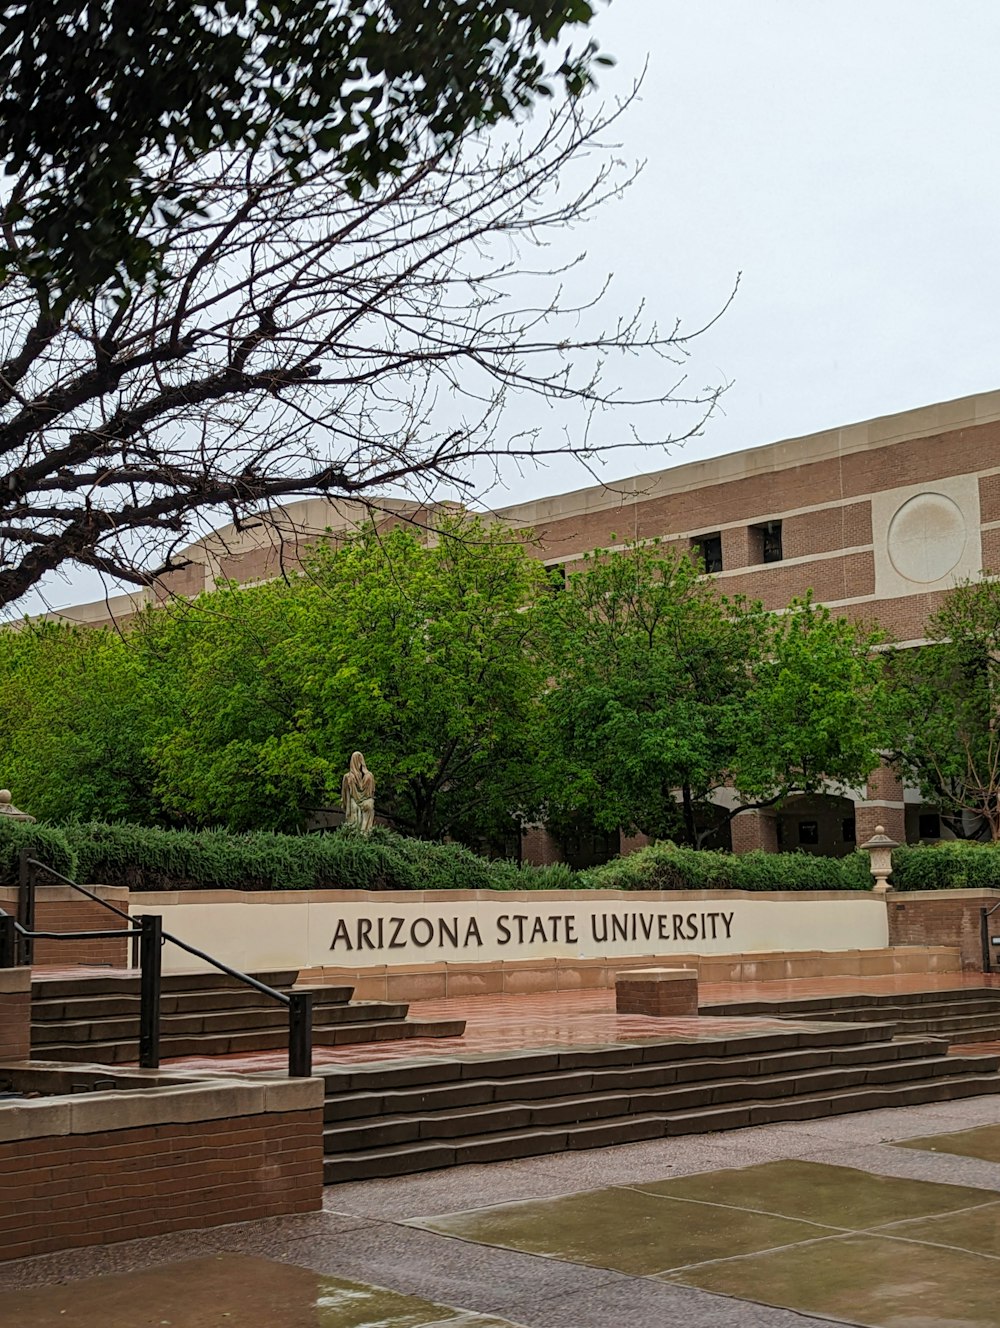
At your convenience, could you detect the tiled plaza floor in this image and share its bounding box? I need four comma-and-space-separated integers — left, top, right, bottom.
5, 1093, 1000, 1326
130, 971, 1000, 1073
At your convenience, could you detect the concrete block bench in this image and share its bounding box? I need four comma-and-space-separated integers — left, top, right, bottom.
615, 967, 699, 1017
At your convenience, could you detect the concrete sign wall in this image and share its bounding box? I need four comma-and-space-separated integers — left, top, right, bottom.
128, 890, 889, 976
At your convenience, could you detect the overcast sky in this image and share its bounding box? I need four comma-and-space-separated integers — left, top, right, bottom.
482, 0, 1000, 506
24, 0, 1000, 612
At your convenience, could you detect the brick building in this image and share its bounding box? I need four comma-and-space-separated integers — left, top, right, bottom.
52, 387, 1000, 863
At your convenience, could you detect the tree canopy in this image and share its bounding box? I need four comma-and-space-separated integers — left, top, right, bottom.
538, 542, 888, 846
886, 578, 1000, 840
0, 0, 608, 302
0, 524, 887, 850
0, 79, 720, 611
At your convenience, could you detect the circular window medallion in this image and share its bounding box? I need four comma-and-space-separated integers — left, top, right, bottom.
887, 492, 967, 584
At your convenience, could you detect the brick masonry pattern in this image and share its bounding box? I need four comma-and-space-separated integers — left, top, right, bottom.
0, 990, 28, 1060
887, 893, 998, 972
31, 897, 128, 967
0, 1106, 322, 1262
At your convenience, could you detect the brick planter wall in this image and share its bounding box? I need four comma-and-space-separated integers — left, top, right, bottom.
0, 885, 130, 967
0, 1075, 323, 1262
888, 889, 1000, 971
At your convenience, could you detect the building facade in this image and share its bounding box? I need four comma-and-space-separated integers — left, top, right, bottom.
52, 388, 1000, 862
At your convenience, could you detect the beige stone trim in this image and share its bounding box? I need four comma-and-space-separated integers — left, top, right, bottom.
499, 388, 1000, 528
0, 1072, 322, 1143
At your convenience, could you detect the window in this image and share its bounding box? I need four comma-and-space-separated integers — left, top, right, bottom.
754, 520, 783, 563
691, 532, 723, 574
798, 820, 819, 846
918, 812, 942, 840
547, 563, 567, 591
841, 817, 857, 844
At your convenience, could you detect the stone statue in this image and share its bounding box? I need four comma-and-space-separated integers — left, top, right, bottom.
340, 752, 376, 834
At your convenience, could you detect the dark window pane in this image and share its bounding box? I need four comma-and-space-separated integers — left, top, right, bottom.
761, 521, 783, 563
918, 812, 941, 840
798, 820, 819, 845
841, 818, 856, 843
692, 533, 723, 574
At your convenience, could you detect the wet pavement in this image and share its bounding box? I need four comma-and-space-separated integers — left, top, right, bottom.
4, 1093, 1000, 1326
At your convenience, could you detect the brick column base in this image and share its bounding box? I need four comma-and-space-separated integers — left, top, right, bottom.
520, 826, 564, 866
616, 967, 699, 1016
731, 809, 778, 854
0, 968, 30, 1060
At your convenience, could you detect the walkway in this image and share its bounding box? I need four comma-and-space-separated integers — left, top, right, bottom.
3, 1090, 1000, 1326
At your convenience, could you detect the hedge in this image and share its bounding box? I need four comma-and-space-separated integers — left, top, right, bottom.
2, 821, 575, 893
0, 820, 78, 886
890, 840, 1000, 891
7, 818, 1000, 893
579, 842, 874, 892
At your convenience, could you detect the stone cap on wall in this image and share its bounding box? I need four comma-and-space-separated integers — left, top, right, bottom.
0, 1070, 322, 1144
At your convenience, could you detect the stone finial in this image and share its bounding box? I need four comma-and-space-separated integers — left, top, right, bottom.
0, 790, 35, 823
860, 823, 898, 895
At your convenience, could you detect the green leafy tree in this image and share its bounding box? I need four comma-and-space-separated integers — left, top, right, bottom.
0, 620, 160, 821
142, 516, 549, 840
539, 542, 888, 846
886, 578, 1000, 840
0, 0, 609, 302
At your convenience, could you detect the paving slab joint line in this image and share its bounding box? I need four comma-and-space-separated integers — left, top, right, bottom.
644, 1228, 852, 1278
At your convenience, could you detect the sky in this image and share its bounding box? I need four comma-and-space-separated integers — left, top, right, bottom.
22, 0, 1000, 612
479, 0, 1000, 505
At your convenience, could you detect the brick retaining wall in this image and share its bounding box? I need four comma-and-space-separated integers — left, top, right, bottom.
0, 1075, 323, 1261
888, 889, 1000, 971
0, 885, 130, 967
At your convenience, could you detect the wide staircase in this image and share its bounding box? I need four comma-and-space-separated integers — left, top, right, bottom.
321, 1019, 1000, 1182
700, 987, 1000, 1045
29, 969, 465, 1064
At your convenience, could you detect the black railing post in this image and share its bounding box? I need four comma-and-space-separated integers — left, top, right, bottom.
16, 849, 35, 966
288, 991, 313, 1078
982, 906, 992, 974
137, 914, 162, 1069
0, 914, 16, 968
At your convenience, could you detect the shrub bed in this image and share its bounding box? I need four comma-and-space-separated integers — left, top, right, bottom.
0, 821, 575, 893
580, 842, 874, 892
890, 840, 1000, 891
0, 821, 78, 886
9, 819, 996, 894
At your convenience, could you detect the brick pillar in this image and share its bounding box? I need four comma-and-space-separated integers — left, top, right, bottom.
721, 526, 751, 571
520, 825, 565, 866
0, 968, 30, 1060
856, 761, 906, 845
619, 830, 650, 857
731, 808, 778, 855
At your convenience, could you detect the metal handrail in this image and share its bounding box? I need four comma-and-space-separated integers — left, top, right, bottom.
24, 858, 133, 923
9, 856, 313, 1077
980, 898, 1000, 973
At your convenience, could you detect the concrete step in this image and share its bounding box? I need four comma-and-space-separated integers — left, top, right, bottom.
30, 985, 356, 1021
323, 1067, 1000, 1183
323, 1051, 993, 1151
30, 999, 412, 1045
324, 1035, 942, 1123
701, 990, 1000, 1018
30, 970, 301, 999
36, 1015, 466, 1064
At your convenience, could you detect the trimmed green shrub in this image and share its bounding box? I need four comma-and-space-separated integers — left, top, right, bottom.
0, 821, 77, 886
579, 842, 873, 892
890, 840, 1000, 891
58, 821, 573, 892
